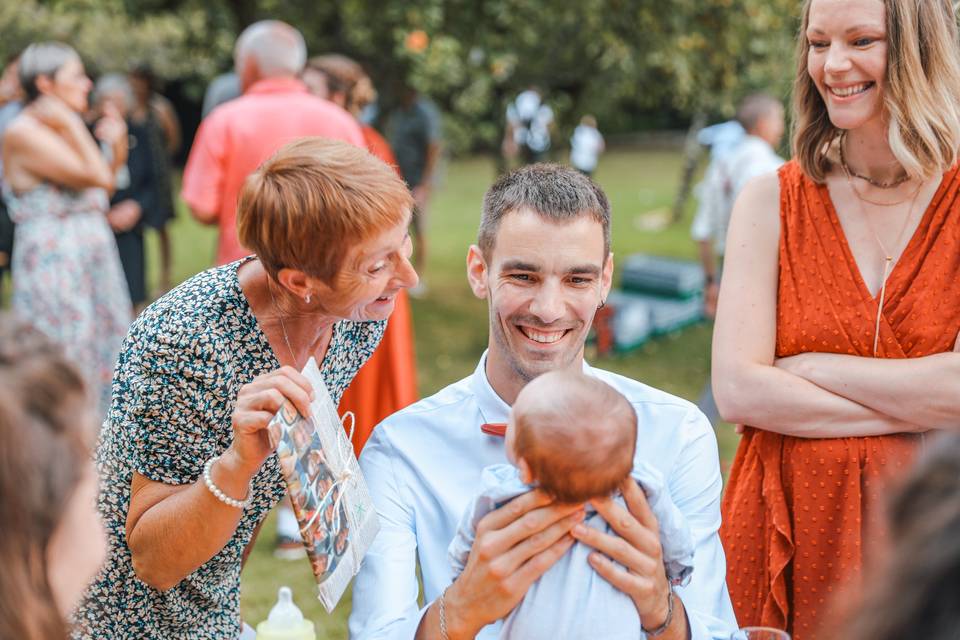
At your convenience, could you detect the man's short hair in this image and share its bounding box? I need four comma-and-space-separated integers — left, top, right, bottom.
478, 163, 611, 259
514, 371, 637, 504
735, 93, 782, 134
234, 20, 307, 78
237, 137, 413, 284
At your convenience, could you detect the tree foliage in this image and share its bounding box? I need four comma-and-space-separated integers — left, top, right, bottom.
2, 0, 800, 152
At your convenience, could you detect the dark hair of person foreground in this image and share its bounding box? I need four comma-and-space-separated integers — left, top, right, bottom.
0, 318, 89, 639
843, 432, 960, 640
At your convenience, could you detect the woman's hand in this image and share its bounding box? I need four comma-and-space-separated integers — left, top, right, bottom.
29, 95, 81, 133
226, 366, 315, 478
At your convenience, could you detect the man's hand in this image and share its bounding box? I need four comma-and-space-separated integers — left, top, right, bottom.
573, 478, 687, 637
107, 199, 141, 232
442, 491, 583, 638
703, 281, 720, 319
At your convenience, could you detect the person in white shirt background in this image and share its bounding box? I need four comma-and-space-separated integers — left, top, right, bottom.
691, 93, 785, 319
569, 114, 605, 177
350, 163, 737, 640
503, 87, 554, 165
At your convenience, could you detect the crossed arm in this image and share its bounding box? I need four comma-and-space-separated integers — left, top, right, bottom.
713, 173, 956, 437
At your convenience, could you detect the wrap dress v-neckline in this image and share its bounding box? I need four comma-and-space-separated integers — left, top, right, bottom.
720, 160, 960, 639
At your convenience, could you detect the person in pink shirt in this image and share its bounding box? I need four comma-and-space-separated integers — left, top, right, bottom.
182, 20, 364, 266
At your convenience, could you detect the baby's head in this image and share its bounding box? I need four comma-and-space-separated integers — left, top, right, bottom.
506, 370, 637, 504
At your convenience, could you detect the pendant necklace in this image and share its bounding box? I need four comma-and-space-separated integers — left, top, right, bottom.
841, 167, 924, 356
267, 280, 299, 367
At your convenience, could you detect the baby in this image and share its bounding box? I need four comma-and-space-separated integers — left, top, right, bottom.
449, 370, 694, 639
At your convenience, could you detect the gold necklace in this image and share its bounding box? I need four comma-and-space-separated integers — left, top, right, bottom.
843, 175, 924, 356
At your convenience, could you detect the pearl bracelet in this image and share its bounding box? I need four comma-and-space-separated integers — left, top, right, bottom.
202, 455, 252, 510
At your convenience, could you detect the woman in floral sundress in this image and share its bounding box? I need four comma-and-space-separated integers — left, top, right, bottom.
2, 42, 130, 416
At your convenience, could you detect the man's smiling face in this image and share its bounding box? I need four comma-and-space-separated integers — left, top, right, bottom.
468, 207, 612, 396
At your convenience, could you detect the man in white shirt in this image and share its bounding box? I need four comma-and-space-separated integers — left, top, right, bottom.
691, 94, 785, 318
504, 87, 554, 164
351, 164, 737, 639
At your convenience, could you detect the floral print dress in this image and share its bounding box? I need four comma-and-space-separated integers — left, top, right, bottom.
4, 183, 130, 415
73, 258, 385, 639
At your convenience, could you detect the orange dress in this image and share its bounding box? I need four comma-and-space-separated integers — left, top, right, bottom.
337, 126, 418, 455
720, 161, 960, 639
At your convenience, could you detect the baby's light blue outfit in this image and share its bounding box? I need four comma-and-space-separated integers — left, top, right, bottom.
449, 462, 695, 640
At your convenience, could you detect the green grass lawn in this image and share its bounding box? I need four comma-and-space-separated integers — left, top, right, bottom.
142, 147, 738, 634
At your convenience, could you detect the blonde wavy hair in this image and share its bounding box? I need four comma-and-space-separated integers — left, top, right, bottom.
792, 0, 960, 182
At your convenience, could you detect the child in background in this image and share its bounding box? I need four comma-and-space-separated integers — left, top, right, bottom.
570, 114, 605, 176
449, 370, 694, 639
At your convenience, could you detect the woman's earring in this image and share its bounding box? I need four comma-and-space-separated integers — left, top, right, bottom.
305, 294, 312, 305
598, 299, 606, 309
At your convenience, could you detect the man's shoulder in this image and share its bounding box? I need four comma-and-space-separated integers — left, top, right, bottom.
378, 374, 476, 433
590, 367, 697, 412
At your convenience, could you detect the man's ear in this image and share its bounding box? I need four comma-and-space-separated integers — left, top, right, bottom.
466, 244, 489, 299
600, 252, 614, 301
518, 457, 534, 485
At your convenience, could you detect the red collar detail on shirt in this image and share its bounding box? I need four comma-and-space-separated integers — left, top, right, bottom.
481, 423, 507, 437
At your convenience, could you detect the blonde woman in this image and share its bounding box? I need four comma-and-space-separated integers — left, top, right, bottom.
714, 1, 960, 638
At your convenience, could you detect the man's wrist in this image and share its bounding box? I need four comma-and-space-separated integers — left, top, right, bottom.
439, 583, 478, 639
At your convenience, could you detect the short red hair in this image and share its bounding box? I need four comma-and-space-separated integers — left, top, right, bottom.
237, 137, 413, 283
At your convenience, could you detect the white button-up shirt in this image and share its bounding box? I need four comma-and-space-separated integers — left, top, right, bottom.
349, 355, 737, 639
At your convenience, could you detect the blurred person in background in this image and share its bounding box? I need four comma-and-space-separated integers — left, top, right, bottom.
504, 86, 554, 166
0, 317, 107, 640
0, 52, 23, 301
691, 94, 784, 424
569, 114, 605, 177
691, 93, 784, 319
128, 65, 180, 295
73, 138, 417, 639
841, 432, 960, 640
182, 19, 363, 267
94, 74, 158, 314
714, 0, 960, 637
201, 71, 241, 119
303, 53, 419, 453
1, 42, 130, 417
386, 82, 442, 287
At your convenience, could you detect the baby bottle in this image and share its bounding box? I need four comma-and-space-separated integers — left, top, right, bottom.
255, 586, 316, 640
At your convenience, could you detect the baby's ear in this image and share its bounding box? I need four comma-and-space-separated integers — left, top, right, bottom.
517, 457, 534, 485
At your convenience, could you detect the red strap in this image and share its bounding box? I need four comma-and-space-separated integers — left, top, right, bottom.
481, 423, 507, 437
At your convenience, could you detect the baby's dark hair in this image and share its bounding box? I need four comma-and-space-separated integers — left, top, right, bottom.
513, 371, 636, 504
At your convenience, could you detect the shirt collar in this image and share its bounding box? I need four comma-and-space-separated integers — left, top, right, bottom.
245, 77, 309, 96
469, 350, 596, 426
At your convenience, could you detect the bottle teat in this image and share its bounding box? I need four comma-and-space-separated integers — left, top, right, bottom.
268, 587, 304, 626
256, 586, 315, 640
